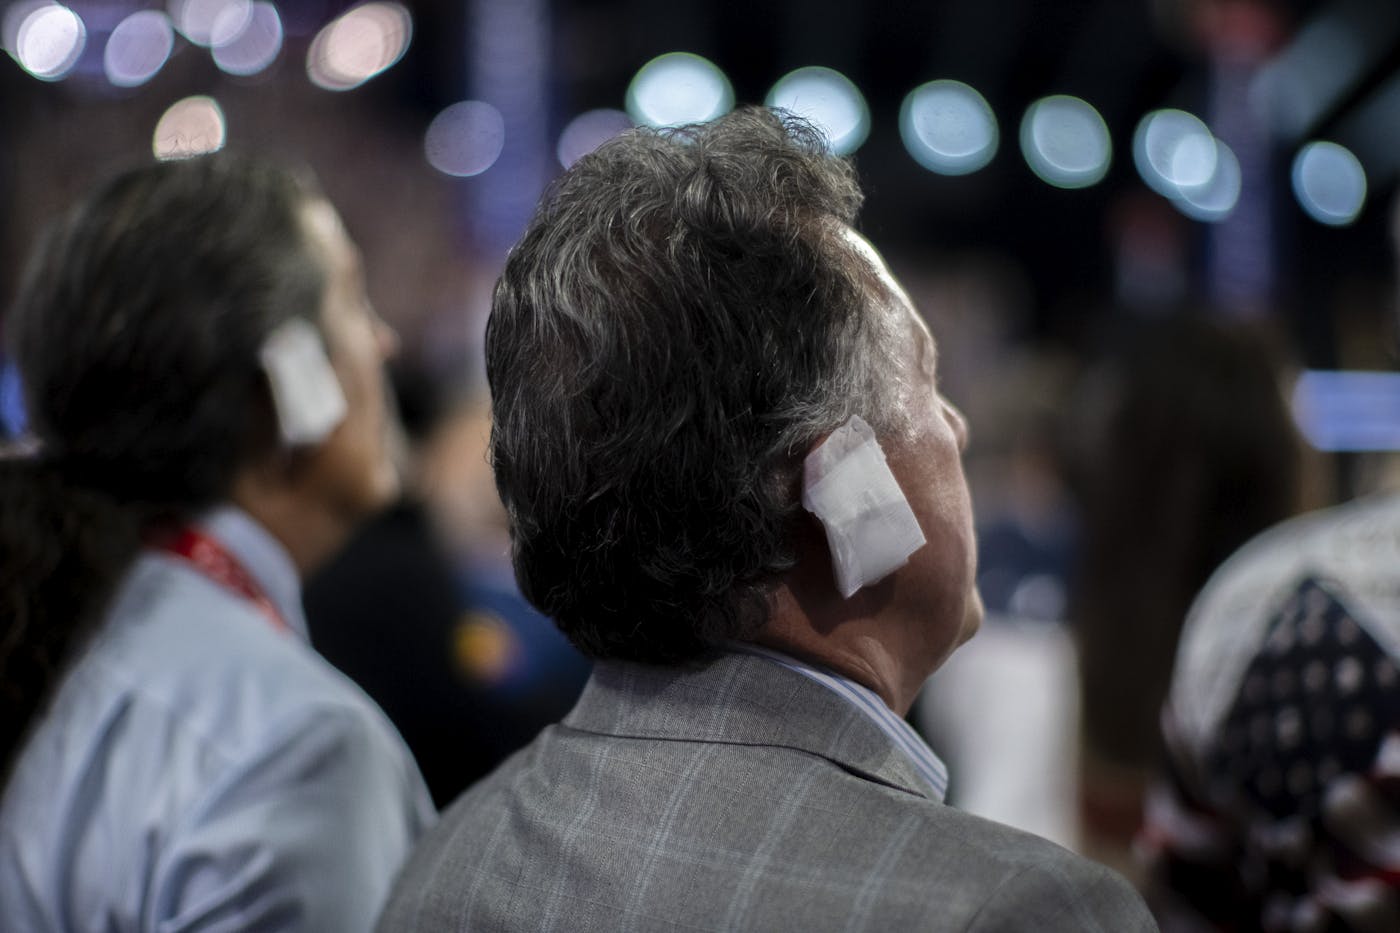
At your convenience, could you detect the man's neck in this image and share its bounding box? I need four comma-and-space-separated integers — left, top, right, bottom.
229, 473, 348, 579
758, 582, 930, 717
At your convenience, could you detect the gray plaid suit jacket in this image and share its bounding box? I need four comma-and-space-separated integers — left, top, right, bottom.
377, 651, 1156, 931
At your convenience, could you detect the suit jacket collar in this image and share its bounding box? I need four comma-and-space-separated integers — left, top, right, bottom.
564, 650, 943, 800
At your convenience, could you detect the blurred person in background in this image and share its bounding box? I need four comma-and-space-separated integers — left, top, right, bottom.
379, 107, 1154, 932
1066, 313, 1307, 881
0, 155, 434, 931
1140, 216, 1400, 932
304, 362, 590, 806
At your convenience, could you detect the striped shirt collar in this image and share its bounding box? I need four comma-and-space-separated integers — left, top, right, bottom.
730, 642, 949, 801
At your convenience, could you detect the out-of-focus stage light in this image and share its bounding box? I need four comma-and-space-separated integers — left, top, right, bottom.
1173, 139, 1241, 222
1133, 109, 1217, 197
1292, 141, 1367, 226
425, 100, 506, 177
104, 9, 174, 88
1292, 370, 1400, 451
900, 80, 998, 175
626, 52, 733, 128
168, 0, 250, 48
1019, 95, 1111, 189
154, 95, 227, 160
307, 1, 411, 92
557, 108, 633, 168
3, 1, 49, 57
212, 1, 281, 76
765, 66, 870, 155
13, 2, 85, 81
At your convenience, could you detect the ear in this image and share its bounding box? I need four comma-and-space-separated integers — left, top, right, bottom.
801, 414, 926, 598
258, 318, 347, 446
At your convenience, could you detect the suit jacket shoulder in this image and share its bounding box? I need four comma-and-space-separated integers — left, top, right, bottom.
379, 652, 1153, 932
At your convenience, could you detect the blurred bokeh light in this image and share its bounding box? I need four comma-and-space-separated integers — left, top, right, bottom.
211, 1, 282, 76
307, 1, 412, 92
1173, 139, 1241, 223
1292, 141, 1367, 227
424, 100, 506, 177
625, 52, 734, 128
1132, 109, 1217, 198
1019, 95, 1111, 189
153, 95, 227, 159
103, 9, 174, 88
556, 108, 633, 168
168, 0, 250, 48
765, 66, 870, 156
900, 80, 998, 175
14, 1, 84, 81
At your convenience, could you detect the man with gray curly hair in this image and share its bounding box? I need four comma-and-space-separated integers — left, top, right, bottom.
379, 107, 1153, 932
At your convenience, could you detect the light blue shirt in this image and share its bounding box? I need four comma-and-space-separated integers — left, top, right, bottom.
0, 507, 436, 932
732, 642, 950, 801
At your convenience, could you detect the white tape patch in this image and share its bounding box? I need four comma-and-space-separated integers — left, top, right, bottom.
258, 317, 347, 446
802, 414, 926, 598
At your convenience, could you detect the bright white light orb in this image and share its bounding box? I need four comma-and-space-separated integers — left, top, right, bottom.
16, 3, 85, 81
1020, 95, 1111, 189
103, 9, 174, 87
424, 100, 506, 177
765, 66, 870, 155
212, 1, 282, 76
3, 1, 52, 58
557, 108, 633, 168
1174, 139, 1241, 223
900, 80, 998, 175
307, 1, 412, 92
153, 95, 227, 160
168, 0, 250, 48
1133, 109, 1218, 197
1292, 141, 1367, 227
626, 52, 734, 128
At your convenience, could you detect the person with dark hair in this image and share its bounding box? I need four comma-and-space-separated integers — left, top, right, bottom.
378, 107, 1153, 931
1067, 314, 1306, 876
0, 155, 434, 931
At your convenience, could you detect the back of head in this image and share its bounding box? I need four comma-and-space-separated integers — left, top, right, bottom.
488, 106, 893, 664
11, 154, 322, 503
0, 153, 324, 779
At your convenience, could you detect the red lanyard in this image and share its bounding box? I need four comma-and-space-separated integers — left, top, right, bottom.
152, 527, 290, 634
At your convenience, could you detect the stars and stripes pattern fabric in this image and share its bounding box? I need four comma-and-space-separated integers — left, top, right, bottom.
1144, 569, 1400, 931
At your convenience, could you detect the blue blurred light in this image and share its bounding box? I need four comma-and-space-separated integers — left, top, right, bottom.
626, 52, 734, 128
1133, 109, 1217, 197
1019, 95, 1111, 189
103, 9, 174, 87
212, 1, 282, 76
900, 80, 998, 175
1292, 141, 1367, 226
765, 66, 870, 155
1293, 370, 1400, 451
1174, 139, 1241, 223
557, 108, 633, 168
424, 100, 506, 177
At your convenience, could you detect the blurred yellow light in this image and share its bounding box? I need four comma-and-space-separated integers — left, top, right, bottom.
307, 1, 412, 92
153, 96, 227, 160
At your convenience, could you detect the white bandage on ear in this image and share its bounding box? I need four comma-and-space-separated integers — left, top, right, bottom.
258, 318, 347, 446
802, 414, 926, 598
